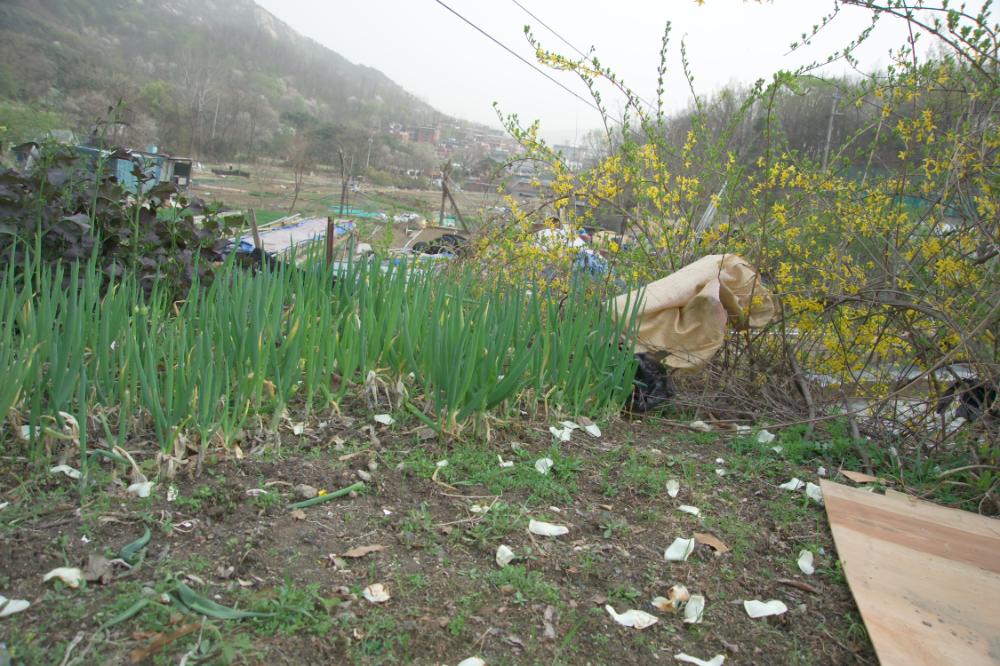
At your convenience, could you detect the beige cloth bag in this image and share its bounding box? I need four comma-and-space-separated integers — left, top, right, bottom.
612, 254, 775, 368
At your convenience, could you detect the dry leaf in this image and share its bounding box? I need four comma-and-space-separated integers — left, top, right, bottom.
689, 420, 712, 432
605, 605, 658, 629
797, 549, 815, 575
840, 469, 880, 484
43, 567, 83, 588
674, 653, 725, 666
665, 537, 696, 562
693, 532, 731, 554
363, 583, 390, 603
83, 554, 114, 585
290, 509, 306, 520
342, 544, 386, 558
678, 505, 700, 516
373, 414, 395, 426
666, 479, 680, 498
684, 595, 705, 624
743, 599, 788, 618
528, 519, 568, 537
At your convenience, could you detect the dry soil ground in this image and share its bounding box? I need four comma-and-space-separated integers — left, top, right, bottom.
0, 394, 878, 665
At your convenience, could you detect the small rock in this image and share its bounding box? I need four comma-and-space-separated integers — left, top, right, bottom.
294, 484, 318, 500
367, 460, 378, 472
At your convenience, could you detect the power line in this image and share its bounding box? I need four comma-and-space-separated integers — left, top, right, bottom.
431, 0, 605, 117
508, 0, 657, 111
509, 0, 589, 60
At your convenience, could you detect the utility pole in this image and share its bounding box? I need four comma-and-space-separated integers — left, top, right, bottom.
821, 93, 843, 172
438, 161, 449, 227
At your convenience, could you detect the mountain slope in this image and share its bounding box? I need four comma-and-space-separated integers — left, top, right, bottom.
0, 0, 448, 159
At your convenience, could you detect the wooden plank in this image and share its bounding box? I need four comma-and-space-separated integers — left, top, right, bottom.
821, 480, 1000, 666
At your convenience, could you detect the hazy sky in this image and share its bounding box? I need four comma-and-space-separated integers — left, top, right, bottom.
255, 0, 915, 143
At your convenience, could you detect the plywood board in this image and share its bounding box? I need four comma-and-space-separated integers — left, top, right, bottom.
820, 480, 1000, 665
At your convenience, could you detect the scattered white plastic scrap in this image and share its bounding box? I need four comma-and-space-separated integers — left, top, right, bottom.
664, 537, 696, 562
549, 426, 572, 442
373, 414, 394, 426
817, 466, 827, 477
559, 421, 580, 431
651, 584, 690, 612
0, 501, 8, 511
534, 457, 554, 475
683, 595, 706, 624
779, 478, 805, 491
743, 599, 788, 618
495, 545, 515, 567
805, 482, 824, 505
0, 595, 30, 618
771, 446, 783, 454
363, 583, 391, 603
715, 468, 727, 477
457, 658, 487, 666
43, 567, 83, 589
497, 455, 514, 468
50, 465, 82, 480
290, 422, 305, 435
528, 519, 568, 537
677, 505, 701, 517
689, 420, 712, 432
167, 485, 179, 502
797, 549, 815, 575
666, 479, 680, 498
674, 653, 725, 666
605, 605, 658, 629
577, 416, 601, 438
756, 429, 776, 444
127, 476, 154, 498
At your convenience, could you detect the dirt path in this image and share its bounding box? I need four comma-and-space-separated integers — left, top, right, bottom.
0, 412, 875, 665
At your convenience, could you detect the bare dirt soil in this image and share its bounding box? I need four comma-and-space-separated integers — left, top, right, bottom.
0, 400, 876, 665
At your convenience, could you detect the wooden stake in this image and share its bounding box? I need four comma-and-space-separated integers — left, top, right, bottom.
249, 208, 262, 251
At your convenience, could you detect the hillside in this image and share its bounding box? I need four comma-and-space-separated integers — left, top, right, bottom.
0, 0, 449, 160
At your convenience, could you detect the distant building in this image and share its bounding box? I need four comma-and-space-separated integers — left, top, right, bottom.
411, 125, 441, 145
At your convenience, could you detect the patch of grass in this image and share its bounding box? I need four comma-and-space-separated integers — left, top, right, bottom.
600, 447, 672, 497
406, 443, 580, 502
484, 565, 559, 605
351, 607, 413, 664
703, 513, 756, 562
246, 579, 338, 636
466, 500, 527, 543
